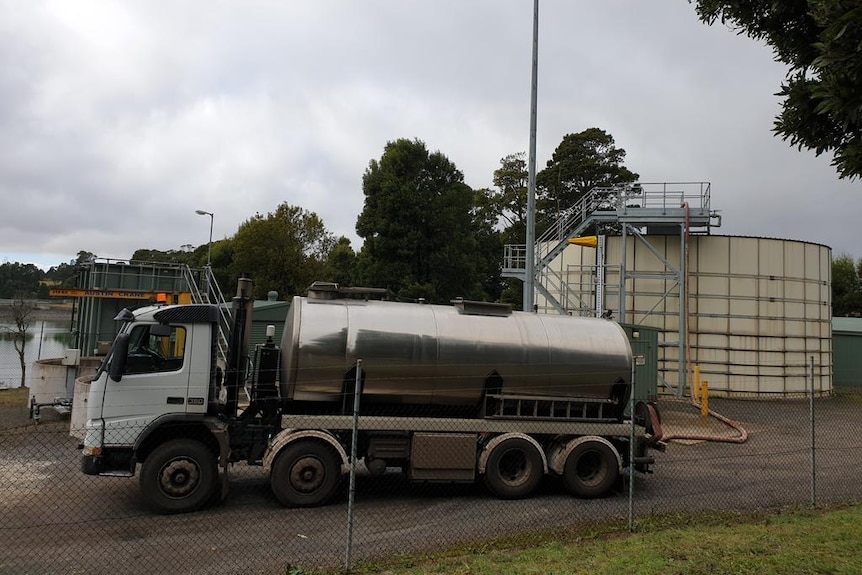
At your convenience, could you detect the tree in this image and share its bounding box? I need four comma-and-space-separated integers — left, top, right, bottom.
693, 1, 862, 179
488, 152, 529, 246
0, 262, 44, 299
231, 203, 337, 299
535, 128, 638, 232
832, 254, 862, 317
476, 152, 533, 309
325, 237, 358, 287
470, 188, 506, 303
130, 248, 195, 265
4, 298, 35, 388
355, 138, 486, 303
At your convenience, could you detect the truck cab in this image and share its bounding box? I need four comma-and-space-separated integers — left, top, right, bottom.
80, 304, 226, 510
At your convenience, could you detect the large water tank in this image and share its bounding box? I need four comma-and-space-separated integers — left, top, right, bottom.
544, 235, 831, 397
279, 295, 633, 408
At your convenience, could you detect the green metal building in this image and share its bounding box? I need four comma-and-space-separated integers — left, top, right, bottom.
833, 317, 862, 388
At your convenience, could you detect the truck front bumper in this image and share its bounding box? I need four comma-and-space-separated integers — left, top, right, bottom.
81, 454, 104, 475
81, 448, 135, 477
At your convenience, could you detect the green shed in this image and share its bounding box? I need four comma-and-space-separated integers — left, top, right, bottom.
833, 317, 862, 388
619, 323, 659, 404
250, 292, 291, 348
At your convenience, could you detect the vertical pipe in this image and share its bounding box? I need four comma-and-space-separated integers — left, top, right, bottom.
693, 365, 701, 403
628, 358, 636, 532
619, 225, 627, 323
678, 221, 686, 399
225, 277, 253, 418
524, 0, 538, 311
345, 359, 363, 573
682, 203, 691, 399
810, 355, 816, 507
595, 235, 605, 318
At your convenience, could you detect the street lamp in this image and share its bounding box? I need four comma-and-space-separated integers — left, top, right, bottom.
195, 209, 214, 268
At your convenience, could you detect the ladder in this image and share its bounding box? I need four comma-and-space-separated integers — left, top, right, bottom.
483, 393, 620, 423
181, 265, 231, 365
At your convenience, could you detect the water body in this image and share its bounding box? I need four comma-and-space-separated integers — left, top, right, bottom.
0, 321, 76, 389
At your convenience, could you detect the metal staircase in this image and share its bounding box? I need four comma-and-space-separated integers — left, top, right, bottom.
503, 185, 620, 282
503, 182, 715, 316
182, 265, 231, 365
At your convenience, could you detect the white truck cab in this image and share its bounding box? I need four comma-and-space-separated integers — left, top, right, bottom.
81, 304, 226, 510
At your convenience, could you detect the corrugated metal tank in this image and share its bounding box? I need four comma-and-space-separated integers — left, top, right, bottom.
543, 235, 832, 397
279, 296, 633, 407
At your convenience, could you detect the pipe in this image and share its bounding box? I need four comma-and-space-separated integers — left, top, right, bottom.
682, 201, 691, 399
661, 400, 749, 445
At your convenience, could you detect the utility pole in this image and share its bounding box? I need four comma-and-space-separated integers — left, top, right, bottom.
524, 0, 539, 311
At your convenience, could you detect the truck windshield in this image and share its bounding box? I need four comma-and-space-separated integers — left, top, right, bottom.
93, 322, 133, 380
125, 324, 187, 374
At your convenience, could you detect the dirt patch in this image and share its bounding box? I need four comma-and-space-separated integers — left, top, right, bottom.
0, 386, 68, 430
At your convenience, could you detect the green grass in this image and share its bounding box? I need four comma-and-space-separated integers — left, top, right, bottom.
340, 505, 862, 575
0, 386, 27, 407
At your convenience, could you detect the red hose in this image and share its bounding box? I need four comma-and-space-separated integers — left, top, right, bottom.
661, 401, 749, 444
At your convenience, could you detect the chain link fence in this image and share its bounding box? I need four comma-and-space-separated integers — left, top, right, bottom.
1, 357, 860, 575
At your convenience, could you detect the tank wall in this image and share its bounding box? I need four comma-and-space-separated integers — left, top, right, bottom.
29, 359, 72, 405
548, 235, 832, 397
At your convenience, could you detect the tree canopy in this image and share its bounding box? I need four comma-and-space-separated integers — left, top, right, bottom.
693, 1, 862, 179
231, 203, 338, 300
0, 262, 43, 298
475, 153, 532, 309
832, 254, 862, 317
355, 138, 493, 303
536, 128, 638, 232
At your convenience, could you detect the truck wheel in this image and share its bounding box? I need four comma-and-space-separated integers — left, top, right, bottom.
271, 441, 342, 507
140, 439, 217, 514
563, 440, 619, 498
483, 437, 543, 499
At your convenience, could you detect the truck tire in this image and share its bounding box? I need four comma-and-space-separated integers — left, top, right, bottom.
563, 440, 618, 498
139, 439, 218, 514
271, 441, 342, 507
483, 437, 543, 499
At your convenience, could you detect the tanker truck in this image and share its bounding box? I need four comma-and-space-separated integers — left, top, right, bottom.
78, 278, 663, 514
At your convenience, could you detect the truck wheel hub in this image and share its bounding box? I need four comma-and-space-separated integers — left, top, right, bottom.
290, 456, 325, 493
159, 458, 201, 497
498, 449, 531, 487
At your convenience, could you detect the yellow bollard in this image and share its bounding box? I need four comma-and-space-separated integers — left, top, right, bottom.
693, 365, 701, 402
701, 381, 709, 419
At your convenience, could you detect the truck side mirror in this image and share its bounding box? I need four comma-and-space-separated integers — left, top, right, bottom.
109, 333, 130, 382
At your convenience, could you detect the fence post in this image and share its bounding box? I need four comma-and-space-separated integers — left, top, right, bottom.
345, 359, 362, 573
810, 355, 816, 508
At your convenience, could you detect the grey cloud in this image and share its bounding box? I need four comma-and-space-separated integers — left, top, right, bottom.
0, 0, 859, 270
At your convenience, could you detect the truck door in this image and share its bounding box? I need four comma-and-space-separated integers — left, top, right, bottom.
98, 323, 193, 444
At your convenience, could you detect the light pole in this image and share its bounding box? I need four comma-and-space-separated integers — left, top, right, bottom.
195, 209, 214, 301
195, 209, 214, 267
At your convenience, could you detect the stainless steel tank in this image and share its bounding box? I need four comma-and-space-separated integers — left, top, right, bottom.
279, 295, 632, 408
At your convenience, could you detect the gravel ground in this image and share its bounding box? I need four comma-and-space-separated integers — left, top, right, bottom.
0, 392, 859, 575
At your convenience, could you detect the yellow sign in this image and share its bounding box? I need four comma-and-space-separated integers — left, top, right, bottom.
49, 289, 191, 302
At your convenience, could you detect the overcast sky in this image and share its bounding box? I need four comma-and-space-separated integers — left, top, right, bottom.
1, 1, 859, 271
